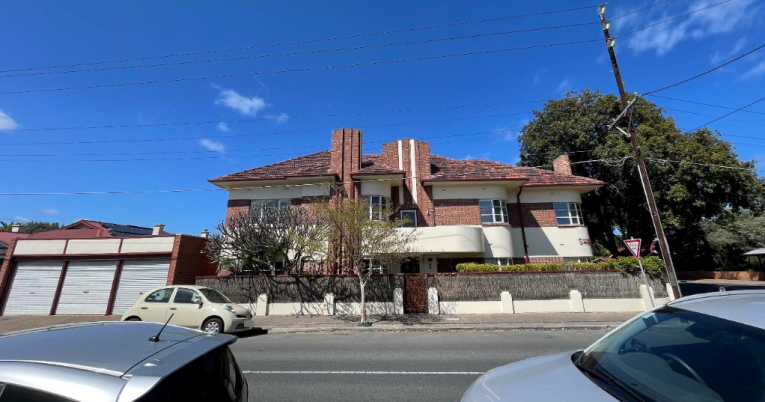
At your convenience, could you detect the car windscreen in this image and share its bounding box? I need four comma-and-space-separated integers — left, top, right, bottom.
200, 288, 232, 304
137, 345, 244, 402
576, 307, 765, 402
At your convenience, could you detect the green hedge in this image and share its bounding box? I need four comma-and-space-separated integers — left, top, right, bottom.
455, 257, 666, 278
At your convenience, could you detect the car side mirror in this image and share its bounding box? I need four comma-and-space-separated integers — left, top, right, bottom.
194, 299, 203, 305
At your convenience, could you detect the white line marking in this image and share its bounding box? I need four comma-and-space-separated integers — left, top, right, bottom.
241, 370, 484, 375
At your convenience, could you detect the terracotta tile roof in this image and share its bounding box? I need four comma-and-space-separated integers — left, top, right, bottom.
428, 155, 604, 187
0, 232, 30, 246
210, 151, 603, 187
355, 154, 402, 175
210, 151, 334, 182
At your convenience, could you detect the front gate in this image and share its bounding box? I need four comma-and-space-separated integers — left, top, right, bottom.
404, 274, 427, 313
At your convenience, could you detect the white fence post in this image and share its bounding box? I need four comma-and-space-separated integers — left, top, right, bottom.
639, 285, 654, 310
394, 288, 405, 315
570, 290, 585, 312
666, 283, 676, 301
324, 293, 335, 316
427, 287, 439, 315
500, 291, 514, 314
256, 293, 269, 316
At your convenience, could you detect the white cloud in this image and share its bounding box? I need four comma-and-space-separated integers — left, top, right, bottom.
742, 59, 765, 80
556, 78, 574, 95
214, 87, 268, 116
617, 0, 758, 56
0, 108, 20, 131
13, 215, 29, 223
711, 37, 747, 64
494, 126, 515, 141
217, 122, 230, 132
39, 208, 59, 215
463, 152, 491, 160
265, 113, 289, 125
198, 138, 226, 154
532, 68, 548, 86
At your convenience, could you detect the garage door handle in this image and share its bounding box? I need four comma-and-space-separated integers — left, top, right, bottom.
169, 307, 177, 310
141, 307, 148, 310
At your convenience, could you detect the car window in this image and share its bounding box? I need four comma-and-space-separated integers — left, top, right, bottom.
0, 383, 74, 402
199, 288, 232, 304
136, 345, 244, 402
173, 288, 202, 304
144, 288, 174, 303
577, 307, 765, 402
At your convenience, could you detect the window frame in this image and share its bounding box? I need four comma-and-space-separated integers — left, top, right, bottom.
479, 199, 509, 224
400, 210, 418, 227
362, 259, 388, 274
367, 195, 390, 221
554, 202, 585, 226
144, 287, 175, 304
173, 288, 202, 304
250, 199, 292, 218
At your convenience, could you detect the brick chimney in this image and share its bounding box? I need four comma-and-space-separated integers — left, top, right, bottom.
10, 224, 25, 233
330, 128, 362, 197
200, 229, 210, 239
552, 154, 572, 175
380, 138, 433, 226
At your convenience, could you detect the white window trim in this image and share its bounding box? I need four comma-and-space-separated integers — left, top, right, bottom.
400, 210, 417, 227
554, 202, 584, 226
479, 199, 509, 224
367, 195, 390, 221
251, 199, 291, 218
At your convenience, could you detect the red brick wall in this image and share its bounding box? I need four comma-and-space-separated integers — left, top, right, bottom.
330, 128, 361, 197
434, 199, 480, 225
508, 202, 556, 227
226, 199, 251, 222
168, 235, 218, 285
0, 239, 18, 313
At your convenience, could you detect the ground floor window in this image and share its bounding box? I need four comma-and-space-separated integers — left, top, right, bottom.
362, 259, 389, 274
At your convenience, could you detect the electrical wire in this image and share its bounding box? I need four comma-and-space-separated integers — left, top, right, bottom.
662, 106, 765, 127
647, 94, 765, 117
0, 39, 602, 96
644, 157, 758, 172
642, 41, 765, 96
0, 22, 600, 79
0, 4, 602, 74
691, 95, 765, 130
615, 0, 732, 38
0, 112, 527, 146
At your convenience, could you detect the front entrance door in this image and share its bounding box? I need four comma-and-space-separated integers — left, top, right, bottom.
400, 258, 419, 274
404, 275, 427, 313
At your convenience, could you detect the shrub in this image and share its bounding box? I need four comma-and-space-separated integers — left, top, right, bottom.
454, 258, 664, 277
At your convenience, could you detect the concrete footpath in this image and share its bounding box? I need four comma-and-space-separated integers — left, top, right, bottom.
0, 312, 635, 335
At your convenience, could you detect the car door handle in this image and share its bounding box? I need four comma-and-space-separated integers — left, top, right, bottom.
141, 307, 148, 310
169, 307, 177, 310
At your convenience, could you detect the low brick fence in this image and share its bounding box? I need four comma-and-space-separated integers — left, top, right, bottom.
197, 271, 672, 316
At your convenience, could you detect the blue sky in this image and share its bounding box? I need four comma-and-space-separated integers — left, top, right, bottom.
0, 0, 763, 235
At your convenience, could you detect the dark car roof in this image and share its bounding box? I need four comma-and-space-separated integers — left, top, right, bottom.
0, 321, 226, 377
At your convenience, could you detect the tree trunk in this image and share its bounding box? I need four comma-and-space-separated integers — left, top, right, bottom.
359, 278, 366, 323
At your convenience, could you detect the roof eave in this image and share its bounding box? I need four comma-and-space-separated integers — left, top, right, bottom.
209, 174, 338, 189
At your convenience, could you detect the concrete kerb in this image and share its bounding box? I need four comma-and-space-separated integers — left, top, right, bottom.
263, 321, 623, 334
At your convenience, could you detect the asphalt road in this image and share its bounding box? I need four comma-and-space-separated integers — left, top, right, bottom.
231, 330, 606, 402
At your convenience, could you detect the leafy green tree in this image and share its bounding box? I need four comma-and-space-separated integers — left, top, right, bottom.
518, 90, 763, 269
0, 220, 60, 233
701, 210, 765, 270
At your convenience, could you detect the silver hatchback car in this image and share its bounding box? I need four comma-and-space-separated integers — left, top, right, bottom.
0, 321, 248, 402
462, 290, 765, 402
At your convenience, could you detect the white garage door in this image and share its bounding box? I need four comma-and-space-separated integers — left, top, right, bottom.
112, 259, 171, 315
3, 261, 64, 315
56, 261, 118, 315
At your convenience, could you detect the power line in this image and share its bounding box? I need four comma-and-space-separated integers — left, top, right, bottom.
691, 95, 765, 130
642, 41, 765, 96
644, 157, 758, 172
648, 94, 765, 117
0, 112, 527, 146
0, 4, 602, 74
615, 0, 732, 38
0, 39, 602, 96
0, 22, 600, 79
14, 100, 542, 132
662, 106, 765, 127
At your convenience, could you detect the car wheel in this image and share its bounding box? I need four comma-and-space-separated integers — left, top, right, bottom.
125, 317, 142, 321
203, 318, 224, 334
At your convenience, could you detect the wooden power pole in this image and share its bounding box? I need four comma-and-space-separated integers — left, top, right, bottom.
598, 5, 681, 298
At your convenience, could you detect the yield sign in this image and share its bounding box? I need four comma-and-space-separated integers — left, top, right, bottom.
624, 239, 642, 260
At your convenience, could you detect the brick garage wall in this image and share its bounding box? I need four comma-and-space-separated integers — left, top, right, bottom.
226, 199, 251, 222
168, 235, 218, 285
434, 199, 480, 225
0, 239, 18, 311
508, 202, 556, 227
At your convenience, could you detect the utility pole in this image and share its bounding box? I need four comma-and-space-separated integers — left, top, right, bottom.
598, 4, 681, 298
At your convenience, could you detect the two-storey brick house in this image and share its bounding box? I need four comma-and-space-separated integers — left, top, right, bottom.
210, 128, 604, 274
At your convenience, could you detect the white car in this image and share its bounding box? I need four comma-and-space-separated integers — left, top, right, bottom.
121, 285, 254, 334
462, 290, 765, 402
